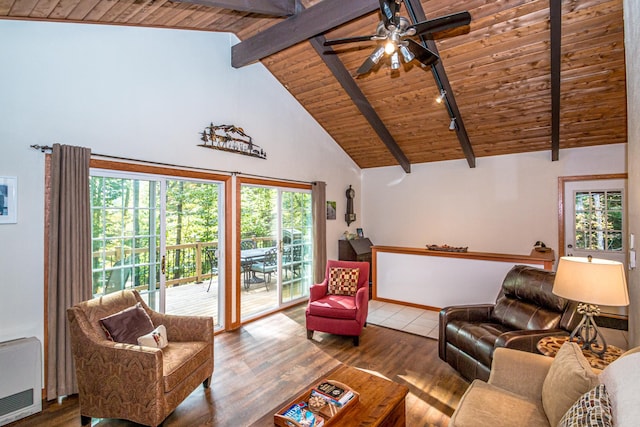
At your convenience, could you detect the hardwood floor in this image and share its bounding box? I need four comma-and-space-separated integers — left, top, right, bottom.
9, 304, 469, 427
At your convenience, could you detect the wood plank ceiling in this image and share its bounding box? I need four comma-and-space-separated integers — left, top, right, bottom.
0, 0, 627, 171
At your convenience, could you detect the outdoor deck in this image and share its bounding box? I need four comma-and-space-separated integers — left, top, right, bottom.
163, 276, 306, 329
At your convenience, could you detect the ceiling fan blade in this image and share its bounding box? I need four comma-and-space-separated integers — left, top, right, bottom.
406, 39, 439, 67
379, 0, 401, 28
408, 11, 471, 36
323, 35, 376, 47
356, 58, 377, 76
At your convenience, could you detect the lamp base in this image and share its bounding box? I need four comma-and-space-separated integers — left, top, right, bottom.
569, 303, 608, 358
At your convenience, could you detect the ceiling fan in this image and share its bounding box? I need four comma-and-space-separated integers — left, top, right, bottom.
323, 0, 471, 76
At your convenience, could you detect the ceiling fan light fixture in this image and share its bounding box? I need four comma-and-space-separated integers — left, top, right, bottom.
436, 90, 446, 103
384, 40, 396, 55
370, 46, 386, 65
399, 45, 415, 63
390, 52, 401, 69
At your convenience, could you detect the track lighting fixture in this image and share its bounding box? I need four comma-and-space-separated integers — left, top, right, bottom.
449, 117, 457, 131
436, 90, 446, 104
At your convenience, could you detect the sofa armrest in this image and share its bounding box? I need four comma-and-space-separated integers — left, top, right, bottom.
439, 304, 495, 359
496, 329, 569, 353
488, 347, 553, 400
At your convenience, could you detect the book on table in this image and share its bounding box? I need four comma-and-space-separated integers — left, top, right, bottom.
274, 379, 359, 427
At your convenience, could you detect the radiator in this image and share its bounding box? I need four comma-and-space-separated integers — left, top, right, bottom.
0, 337, 42, 426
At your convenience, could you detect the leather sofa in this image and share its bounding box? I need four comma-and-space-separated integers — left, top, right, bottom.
439, 265, 579, 381
67, 290, 214, 426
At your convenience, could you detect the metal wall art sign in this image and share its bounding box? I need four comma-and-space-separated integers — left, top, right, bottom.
199, 124, 266, 159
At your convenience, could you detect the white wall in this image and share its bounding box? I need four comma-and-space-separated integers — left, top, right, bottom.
0, 21, 362, 344
624, 0, 640, 347
362, 144, 627, 256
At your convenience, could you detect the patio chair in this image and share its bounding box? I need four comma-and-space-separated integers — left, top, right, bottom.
249, 248, 278, 290
203, 247, 218, 292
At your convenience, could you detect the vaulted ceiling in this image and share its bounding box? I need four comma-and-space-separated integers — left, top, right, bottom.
1, 0, 627, 172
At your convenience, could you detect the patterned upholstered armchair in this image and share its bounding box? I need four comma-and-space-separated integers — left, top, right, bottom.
67, 290, 213, 427
306, 260, 370, 346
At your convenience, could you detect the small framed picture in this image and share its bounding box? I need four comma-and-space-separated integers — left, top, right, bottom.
326, 201, 336, 220
0, 176, 17, 224
356, 228, 364, 238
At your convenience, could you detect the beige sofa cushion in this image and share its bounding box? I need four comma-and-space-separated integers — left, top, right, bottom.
599, 351, 640, 427
542, 342, 600, 427
450, 380, 550, 427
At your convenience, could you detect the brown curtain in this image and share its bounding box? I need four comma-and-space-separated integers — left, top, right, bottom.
312, 181, 327, 283
46, 143, 92, 400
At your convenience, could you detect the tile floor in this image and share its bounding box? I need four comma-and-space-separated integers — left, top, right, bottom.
367, 300, 440, 339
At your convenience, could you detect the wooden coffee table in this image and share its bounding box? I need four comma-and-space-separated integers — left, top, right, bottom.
256, 364, 409, 426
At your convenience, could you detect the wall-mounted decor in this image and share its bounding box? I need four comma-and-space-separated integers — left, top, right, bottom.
345, 185, 356, 226
0, 176, 17, 224
199, 123, 266, 159
326, 201, 336, 220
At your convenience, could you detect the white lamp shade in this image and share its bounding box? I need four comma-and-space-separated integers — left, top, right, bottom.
553, 256, 629, 306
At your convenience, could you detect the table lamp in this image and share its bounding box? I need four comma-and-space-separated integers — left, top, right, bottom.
552, 256, 629, 357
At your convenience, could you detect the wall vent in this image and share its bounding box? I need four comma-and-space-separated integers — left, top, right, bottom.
0, 337, 42, 426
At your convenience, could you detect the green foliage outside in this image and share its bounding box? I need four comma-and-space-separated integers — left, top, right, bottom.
90, 177, 312, 296
575, 191, 623, 251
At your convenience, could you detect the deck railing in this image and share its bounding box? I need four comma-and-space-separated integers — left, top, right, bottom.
92, 237, 276, 293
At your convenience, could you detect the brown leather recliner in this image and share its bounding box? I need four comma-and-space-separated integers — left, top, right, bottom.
439, 265, 579, 382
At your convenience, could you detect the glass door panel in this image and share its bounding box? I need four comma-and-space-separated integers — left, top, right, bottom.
240, 185, 278, 318
240, 184, 313, 320
90, 174, 162, 312
91, 172, 225, 330
281, 190, 313, 303
164, 179, 224, 329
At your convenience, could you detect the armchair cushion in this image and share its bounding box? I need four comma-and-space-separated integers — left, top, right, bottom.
137, 324, 169, 349
100, 302, 155, 344
328, 267, 359, 296
542, 342, 599, 427
162, 341, 211, 392
307, 295, 357, 319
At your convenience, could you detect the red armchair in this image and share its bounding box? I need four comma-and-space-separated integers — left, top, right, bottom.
306, 260, 370, 346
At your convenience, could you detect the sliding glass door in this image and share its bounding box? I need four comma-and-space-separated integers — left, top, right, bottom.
240, 183, 312, 320
90, 170, 225, 329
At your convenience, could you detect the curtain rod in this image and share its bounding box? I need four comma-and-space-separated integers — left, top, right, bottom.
29, 145, 314, 186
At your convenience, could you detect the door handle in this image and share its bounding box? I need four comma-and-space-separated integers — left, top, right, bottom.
161, 255, 166, 275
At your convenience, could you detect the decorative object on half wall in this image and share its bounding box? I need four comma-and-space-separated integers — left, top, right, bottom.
198, 123, 266, 159
426, 244, 468, 252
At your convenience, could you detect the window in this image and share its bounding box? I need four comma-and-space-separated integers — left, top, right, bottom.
574, 190, 623, 251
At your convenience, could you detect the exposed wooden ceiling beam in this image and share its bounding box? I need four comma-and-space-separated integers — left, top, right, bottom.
170, 0, 297, 16
405, 0, 476, 168
550, 0, 561, 161
232, 0, 379, 68
310, 36, 411, 173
